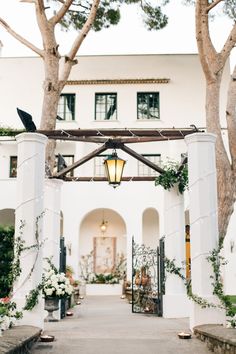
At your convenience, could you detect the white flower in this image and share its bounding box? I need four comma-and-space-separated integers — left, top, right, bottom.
0, 316, 10, 331
45, 288, 54, 296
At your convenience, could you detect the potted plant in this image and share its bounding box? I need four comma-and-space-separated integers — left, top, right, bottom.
43, 268, 73, 322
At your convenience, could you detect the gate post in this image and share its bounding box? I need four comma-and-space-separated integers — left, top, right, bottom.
185, 133, 225, 329
163, 187, 190, 318
13, 133, 47, 329
43, 179, 63, 269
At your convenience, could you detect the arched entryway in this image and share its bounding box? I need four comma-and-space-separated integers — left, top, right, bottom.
142, 208, 159, 248
78, 208, 127, 292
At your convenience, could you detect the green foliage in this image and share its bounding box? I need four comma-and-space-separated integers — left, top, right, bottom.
90, 273, 119, 284
23, 284, 43, 311
155, 161, 188, 194
142, 4, 168, 30
165, 237, 236, 326
49, 0, 169, 33
0, 226, 15, 298
0, 127, 24, 136
0, 300, 23, 327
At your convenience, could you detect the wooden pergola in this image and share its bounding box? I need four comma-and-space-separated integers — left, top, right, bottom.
37, 127, 202, 181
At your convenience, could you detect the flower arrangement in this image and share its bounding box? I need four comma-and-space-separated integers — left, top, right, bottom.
24, 259, 74, 311
0, 297, 22, 333
43, 268, 73, 299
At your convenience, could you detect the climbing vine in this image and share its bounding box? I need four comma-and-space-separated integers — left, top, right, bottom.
155, 161, 188, 194
164, 238, 236, 327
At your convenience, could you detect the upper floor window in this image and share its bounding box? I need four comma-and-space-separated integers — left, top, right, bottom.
95, 93, 117, 121
137, 92, 160, 120
57, 94, 75, 121
94, 155, 109, 177
138, 154, 161, 176
54, 155, 74, 177
9, 156, 17, 178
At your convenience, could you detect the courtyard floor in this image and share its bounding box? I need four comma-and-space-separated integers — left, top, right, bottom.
30, 295, 211, 354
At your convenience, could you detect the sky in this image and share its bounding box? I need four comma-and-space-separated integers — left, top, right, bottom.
0, 1, 235, 68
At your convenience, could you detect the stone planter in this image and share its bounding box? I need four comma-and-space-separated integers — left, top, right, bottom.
44, 298, 59, 322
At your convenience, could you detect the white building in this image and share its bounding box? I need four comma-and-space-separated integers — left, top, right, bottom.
0, 53, 235, 305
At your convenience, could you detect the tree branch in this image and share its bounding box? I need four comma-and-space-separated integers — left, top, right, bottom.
220, 23, 236, 63
195, 0, 217, 83
50, 0, 74, 25
0, 17, 44, 57
59, 0, 100, 84
206, 0, 223, 13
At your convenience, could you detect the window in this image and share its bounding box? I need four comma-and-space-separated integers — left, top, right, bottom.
138, 154, 161, 176
95, 93, 117, 120
94, 155, 109, 176
9, 156, 17, 178
57, 94, 75, 121
137, 92, 160, 120
54, 155, 74, 177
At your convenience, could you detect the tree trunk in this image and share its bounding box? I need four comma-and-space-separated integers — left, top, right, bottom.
206, 79, 235, 238
39, 34, 61, 172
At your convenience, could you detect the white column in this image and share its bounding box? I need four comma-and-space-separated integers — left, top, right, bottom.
185, 133, 225, 329
13, 133, 47, 329
163, 187, 190, 318
43, 179, 63, 269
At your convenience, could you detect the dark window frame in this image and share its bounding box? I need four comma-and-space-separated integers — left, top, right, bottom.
94, 154, 109, 177
137, 92, 160, 120
57, 93, 76, 121
55, 154, 75, 177
137, 154, 161, 176
95, 93, 117, 121
9, 156, 17, 178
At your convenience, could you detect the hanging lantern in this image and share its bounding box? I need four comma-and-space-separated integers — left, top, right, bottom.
104, 150, 126, 188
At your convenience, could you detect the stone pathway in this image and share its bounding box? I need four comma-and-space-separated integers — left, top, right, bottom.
30, 296, 211, 354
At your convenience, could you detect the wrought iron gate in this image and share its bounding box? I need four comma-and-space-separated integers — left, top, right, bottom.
132, 237, 165, 316
60, 237, 67, 319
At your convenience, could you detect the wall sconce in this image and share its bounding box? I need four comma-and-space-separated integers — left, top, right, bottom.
230, 240, 235, 253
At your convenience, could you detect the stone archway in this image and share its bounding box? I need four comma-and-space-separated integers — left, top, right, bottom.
78, 208, 127, 294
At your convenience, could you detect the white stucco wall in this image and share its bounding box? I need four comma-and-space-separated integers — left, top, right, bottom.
0, 54, 233, 295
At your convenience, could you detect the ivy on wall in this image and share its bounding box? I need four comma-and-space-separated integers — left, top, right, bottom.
0, 225, 15, 298
165, 238, 236, 327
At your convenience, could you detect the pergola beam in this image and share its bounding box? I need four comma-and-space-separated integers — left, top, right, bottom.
54, 144, 108, 178
37, 127, 201, 140
120, 144, 165, 174
62, 176, 157, 182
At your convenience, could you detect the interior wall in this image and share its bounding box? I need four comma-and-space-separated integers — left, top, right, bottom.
0, 208, 15, 226
78, 208, 127, 275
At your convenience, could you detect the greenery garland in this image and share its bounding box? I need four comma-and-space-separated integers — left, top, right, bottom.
0, 127, 24, 136
1, 212, 45, 317
155, 161, 188, 194
164, 238, 236, 327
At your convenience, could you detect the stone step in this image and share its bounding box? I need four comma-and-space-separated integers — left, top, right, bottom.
194, 324, 236, 354
0, 325, 41, 354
